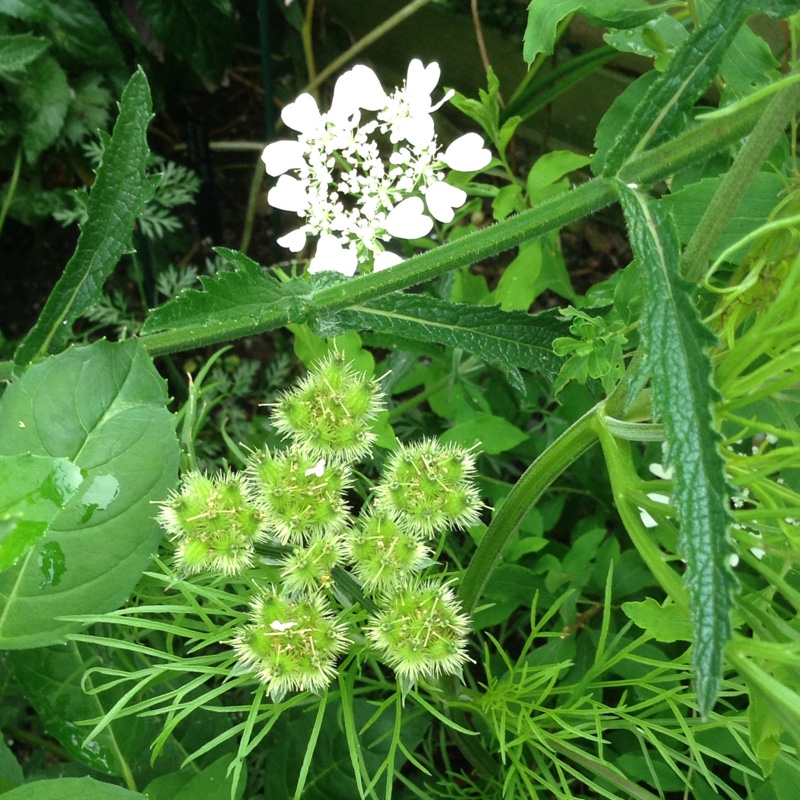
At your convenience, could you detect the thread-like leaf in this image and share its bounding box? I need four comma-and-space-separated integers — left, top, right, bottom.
619, 186, 737, 716
15, 68, 155, 366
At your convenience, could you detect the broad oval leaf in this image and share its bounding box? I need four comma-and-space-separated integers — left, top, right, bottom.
0, 339, 179, 649
0, 454, 84, 571
0, 777, 145, 800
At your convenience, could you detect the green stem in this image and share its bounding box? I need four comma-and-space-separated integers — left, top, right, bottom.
301, 0, 318, 97
301, 0, 433, 95
459, 403, 601, 616
0, 142, 23, 239
681, 78, 800, 283
594, 416, 689, 611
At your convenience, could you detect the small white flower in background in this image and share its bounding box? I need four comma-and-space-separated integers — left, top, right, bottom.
262, 59, 492, 276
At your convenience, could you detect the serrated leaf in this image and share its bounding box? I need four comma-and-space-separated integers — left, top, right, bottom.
523, 0, 670, 63
0, 339, 179, 649
0, 454, 84, 571
661, 172, 785, 261
619, 186, 737, 716
14, 69, 154, 366
141, 248, 312, 335
0, 777, 146, 800
13, 52, 70, 163
601, 0, 752, 175
315, 294, 567, 382
0, 32, 49, 76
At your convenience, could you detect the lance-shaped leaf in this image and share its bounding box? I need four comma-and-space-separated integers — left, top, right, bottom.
619, 186, 737, 716
600, 0, 752, 175
15, 68, 155, 366
141, 248, 312, 336
0, 339, 179, 649
316, 294, 568, 388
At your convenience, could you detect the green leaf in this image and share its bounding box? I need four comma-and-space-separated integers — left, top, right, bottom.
0, 777, 146, 800
661, 172, 785, 262
40, 0, 124, 68
141, 248, 311, 336
261, 696, 428, 800
10, 640, 154, 778
440, 413, 528, 455
619, 187, 737, 716
316, 294, 567, 383
0, 33, 50, 76
600, 0, 752, 175
171, 754, 244, 800
622, 597, 693, 642
14, 68, 155, 366
0, 339, 179, 649
12, 52, 70, 163
137, 0, 236, 83
0, 454, 84, 571
523, 0, 670, 63
0, 738, 23, 793
526, 150, 592, 196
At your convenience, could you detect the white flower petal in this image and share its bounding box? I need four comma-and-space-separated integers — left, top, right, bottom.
276, 227, 307, 252
442, 132, 492, 172
268, 175, 309, 213
308, 234, 359, 276
425, 181, 467, 223
401, 113, 436, 148
261, 140, 306, 177
331, 65, 387, 117
373, 251, 404, 272
384, 197, 433, 239
648, 462, 675, 480
281, 93, 321, 134
406, 59, 440, 103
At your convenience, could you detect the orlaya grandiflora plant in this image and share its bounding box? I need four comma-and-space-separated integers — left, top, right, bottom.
261, 59, 492, 276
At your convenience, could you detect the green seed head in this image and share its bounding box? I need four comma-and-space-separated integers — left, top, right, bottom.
374, 439, 482, 537
232, 586, 349, 699
366, 579, 471, 684
345, 510, 431, 594
245, 445, 352, 544
280, 531, 346, 596
158, 470, 268, 576
270, 351, 385, 464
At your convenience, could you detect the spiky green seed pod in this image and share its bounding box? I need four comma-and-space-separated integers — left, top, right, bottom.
366, 579, 471, 685
345, 510, 431, 594
157, 470, 268, 576
280, 531, 345, 596
232, 587, 349, 700
270, 351, 384, 464
245, 445, 352, 544
374, 439, 482, 537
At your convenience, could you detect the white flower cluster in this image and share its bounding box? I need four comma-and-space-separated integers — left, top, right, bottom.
262, 60, 492, 276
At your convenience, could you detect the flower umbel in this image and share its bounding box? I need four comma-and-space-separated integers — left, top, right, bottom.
270, 351, 385, 464
345, 510, 432, 594
157, 470, 267, 576
245, 444, 352, 544
232, 587, 349, 700
366, 579, 471, 687
375, 438, 482, 537
262, 59, 492, 275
